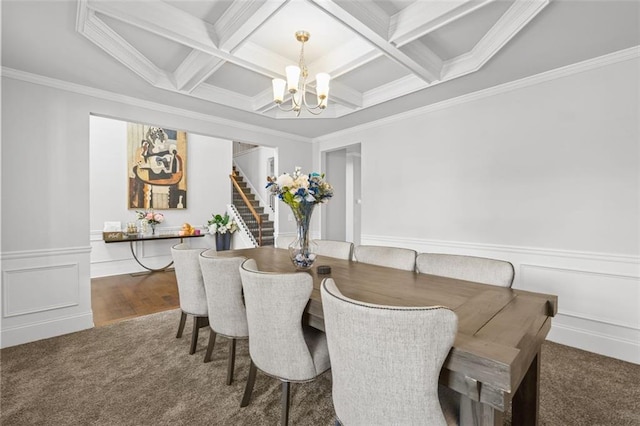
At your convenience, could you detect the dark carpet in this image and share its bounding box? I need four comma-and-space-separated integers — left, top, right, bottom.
1, 309, 638, 425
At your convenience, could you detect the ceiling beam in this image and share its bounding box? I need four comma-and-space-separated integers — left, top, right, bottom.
442, 0, 550, 78
308, 0, 442, 83
85, 0, 275, 78
87, 0, 219, 51
389, 0, 495, 46
214, 0, 288, 52
174, 51, 225, 93
80, 10, 171, 89
174, 0, 287, 92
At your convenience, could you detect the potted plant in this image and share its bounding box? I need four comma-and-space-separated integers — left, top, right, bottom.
207, 213, 238, 251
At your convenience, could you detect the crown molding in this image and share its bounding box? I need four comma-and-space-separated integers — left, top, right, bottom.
0, 67, 312, 143
314, 46, 640, 143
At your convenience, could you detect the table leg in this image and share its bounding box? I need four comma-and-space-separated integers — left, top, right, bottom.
460, 397, 504, 426
512, 349, 541, 426
129, 241, 175, 272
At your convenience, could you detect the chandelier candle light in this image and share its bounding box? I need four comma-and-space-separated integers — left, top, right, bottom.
272, 31, 330, 116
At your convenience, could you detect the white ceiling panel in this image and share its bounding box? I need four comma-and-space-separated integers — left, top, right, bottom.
74, 0, 553, 118
164, 0, 233, 25
204, 62, 273, 97
3, 0, 637, 137
334, 55, 410, 93
98, 13, 193, 73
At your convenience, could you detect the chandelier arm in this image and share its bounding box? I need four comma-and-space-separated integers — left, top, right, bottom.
301, 89, 325, 110
273, 30, 327, 117
303, 107, 325, 116
276, 102, 298, 113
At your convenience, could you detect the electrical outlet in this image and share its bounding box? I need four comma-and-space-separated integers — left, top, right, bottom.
288, 213, 294, 222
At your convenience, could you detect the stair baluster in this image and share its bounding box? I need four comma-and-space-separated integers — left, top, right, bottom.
230, 170, 263, 246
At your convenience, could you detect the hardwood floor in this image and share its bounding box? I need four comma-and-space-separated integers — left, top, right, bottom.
91, 270, 180, 327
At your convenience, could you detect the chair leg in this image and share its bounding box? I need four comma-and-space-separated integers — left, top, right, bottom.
241, 361, 258, 407
281, 381, 290, 426
226, 338, 237, 385
190, 316, 211, 354
176, 311, 187, 338
203, 329, 217, 363
190, 316, 203, 355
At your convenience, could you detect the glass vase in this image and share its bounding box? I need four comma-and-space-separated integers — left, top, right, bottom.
139, 220, 148, 236
288, 202, 318, 270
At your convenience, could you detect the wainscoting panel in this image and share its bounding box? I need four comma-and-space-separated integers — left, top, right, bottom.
520, 265, 639, 330
361, 235, 640, 364
1, 247, 94, 348
3, 264, 79, 317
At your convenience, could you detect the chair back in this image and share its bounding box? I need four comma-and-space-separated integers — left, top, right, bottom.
275, 235, 295, 249
353, 245, 416, 271
416, 253, 515, 287
199, 250, 248, 338
321, 278, 457, 425
315, 240, 353, 260
171, 243, 207, 316
239, 258, 318, 381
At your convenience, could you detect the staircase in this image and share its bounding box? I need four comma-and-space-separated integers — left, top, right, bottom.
231, 167, 274, 246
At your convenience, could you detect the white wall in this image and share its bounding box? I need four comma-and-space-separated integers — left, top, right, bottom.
1, 74, 311, 348
314, 52, 640, 363
89, 116, 233, 277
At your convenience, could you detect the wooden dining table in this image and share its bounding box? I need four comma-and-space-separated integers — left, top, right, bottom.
217, 246, 557, 426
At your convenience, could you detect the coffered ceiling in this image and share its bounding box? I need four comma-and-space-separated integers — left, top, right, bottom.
76, 0, 549, 119
2, 1, 639, 138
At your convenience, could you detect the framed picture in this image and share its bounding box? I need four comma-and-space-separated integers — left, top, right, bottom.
127, 123, 187, 209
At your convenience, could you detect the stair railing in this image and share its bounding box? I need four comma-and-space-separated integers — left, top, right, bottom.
230, 171, 263, 246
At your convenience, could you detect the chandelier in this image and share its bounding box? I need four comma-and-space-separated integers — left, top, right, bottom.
272, 31, 330, 116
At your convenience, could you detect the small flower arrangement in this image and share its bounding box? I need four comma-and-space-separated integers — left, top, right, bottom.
136, 210, 164, 225
266, 166, 333, 208
207, 213, 238, 235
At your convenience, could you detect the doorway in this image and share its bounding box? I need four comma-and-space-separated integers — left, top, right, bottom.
321, 144, 361, 245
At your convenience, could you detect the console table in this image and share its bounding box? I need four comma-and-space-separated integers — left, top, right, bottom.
104, 233, 205, 272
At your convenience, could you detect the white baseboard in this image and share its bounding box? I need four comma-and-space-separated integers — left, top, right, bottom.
1, 312, 94, 348
548, 318, 639, 364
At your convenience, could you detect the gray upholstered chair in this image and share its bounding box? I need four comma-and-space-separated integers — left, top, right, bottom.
416, 253, 515, 287
314, 239, 354, 260
321, 278, 459, 426
170, 243, 208, 355
239, 258, 331, 425
275, 235, 295, 249
198, 250, 248, 384
353, 245, 417, 271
